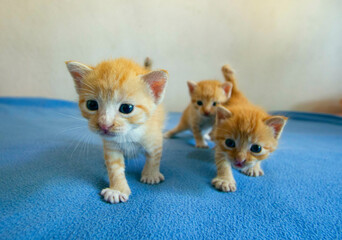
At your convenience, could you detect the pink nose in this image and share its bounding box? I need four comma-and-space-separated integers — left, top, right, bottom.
204, 111, 210, 116
235, 159, 246, 168
99, 123, 114, 132
235, 158, 246, 164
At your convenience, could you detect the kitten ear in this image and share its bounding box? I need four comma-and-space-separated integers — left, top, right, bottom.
264, 116, 288, 139
216, 106, 232, 124
187, 81, 197, 94
221, 82, 233, 99
65, 61, 93, 94
141, 70, 168, 104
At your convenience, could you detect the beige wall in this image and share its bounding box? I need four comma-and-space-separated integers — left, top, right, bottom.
0, 0, 341, 113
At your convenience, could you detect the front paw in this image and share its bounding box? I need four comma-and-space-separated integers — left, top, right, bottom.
212, 177, 236, 192
195, 141, 209, 148
242, 166, 264, 177
101, 188, 129, 204
141, 172, 165, 184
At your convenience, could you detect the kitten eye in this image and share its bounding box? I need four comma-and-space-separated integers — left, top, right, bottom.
225, 139, 235, 148
119, 104, 134, 114
197, 101, 203, 106
250, 144, 262, 153
86, 100, 98, 111
213, 102, 217, 106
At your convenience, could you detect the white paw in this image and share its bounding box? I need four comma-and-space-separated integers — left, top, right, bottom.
195, 141, 209, 148
212, 177, 236, 192
141, 172, 165, 184
101, 188, 129, 204
203, 133, 211, 141
242, 167, 264, 177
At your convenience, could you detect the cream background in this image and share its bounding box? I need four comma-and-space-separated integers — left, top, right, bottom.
0, 0, 341, 112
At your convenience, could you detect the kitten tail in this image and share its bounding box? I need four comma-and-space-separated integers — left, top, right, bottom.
144, 57, 152, 70
222, 64, 238, 92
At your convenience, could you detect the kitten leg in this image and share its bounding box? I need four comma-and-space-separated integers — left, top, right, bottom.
241, 161, 264, 177
101, 149, 131, 204
141, 142, 165, 184
212, 152, 236, 192
164, 120, 188, 138
191, 124, 208, 148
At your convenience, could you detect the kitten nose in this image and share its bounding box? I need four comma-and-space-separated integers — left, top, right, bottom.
235, 157, 246, 164
204, 111, 210, 116
235, 159, 246, 168
99, 123, 114, 131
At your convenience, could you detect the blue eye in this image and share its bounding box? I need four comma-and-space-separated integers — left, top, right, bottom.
119, 104, 134, 114
250, 144, 262, 153
197, 101, 203, 106
225, 139, 235, 148
86, 100, 98, 111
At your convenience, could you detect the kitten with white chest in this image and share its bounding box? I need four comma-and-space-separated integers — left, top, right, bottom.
66, 57, 168, 204
164, 80, 233, 148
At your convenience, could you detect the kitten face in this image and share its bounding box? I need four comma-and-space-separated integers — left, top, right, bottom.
78, 82, 153, 139
187, 80, 232, 117
215, 106, 287, 170
66, 59, 167, 140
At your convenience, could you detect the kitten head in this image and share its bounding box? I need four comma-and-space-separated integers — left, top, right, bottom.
187, 80, 232, 117
66, 58, 168, 139
214, 106, 287, 169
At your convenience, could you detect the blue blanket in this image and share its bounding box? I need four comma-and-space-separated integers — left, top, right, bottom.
0, 98, 341, 239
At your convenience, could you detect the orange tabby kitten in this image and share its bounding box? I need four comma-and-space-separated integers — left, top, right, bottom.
211, 65, 287, 192
164, 80, 233, 148
66, 58, 168, 203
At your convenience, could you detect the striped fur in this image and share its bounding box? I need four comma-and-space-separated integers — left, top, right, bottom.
66, 58, 168, 203
211, 65, 287, 192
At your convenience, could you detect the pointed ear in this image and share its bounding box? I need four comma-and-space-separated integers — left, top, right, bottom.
216, 106, 232, 124
65, 61, 93, 94
141, 70, 168, 104
221, 82, 233, 99
187, 81, 197, 95
264, 116, 288, 139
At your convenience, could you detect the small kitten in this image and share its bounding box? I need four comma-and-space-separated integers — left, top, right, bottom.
211, 65, 287, 192
164, 80, 233, 148
66, 58, 168, 203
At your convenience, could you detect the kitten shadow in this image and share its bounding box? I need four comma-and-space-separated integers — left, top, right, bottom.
0, 145, 107, 215
0, 135, 216, 209
186, 139, 215, 149
186, 148, 215, 163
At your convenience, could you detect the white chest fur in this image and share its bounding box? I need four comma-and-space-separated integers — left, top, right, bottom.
104, 126, 146, 158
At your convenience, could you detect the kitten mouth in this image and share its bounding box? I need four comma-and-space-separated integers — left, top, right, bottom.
97, 129, 119, 137
99, 132, 116, 137
234, 162, 244, 168
233, 161, 246, 168
98, 129, 126, 137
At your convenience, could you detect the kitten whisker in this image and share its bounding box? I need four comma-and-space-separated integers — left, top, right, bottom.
55, 111, 86, 122
70, 132, 89, 160
55, 126, 87, 137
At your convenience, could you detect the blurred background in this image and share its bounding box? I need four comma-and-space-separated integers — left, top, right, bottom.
0, 0, 341, 113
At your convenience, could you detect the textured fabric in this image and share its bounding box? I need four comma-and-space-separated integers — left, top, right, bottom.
0, 97, 341, 239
